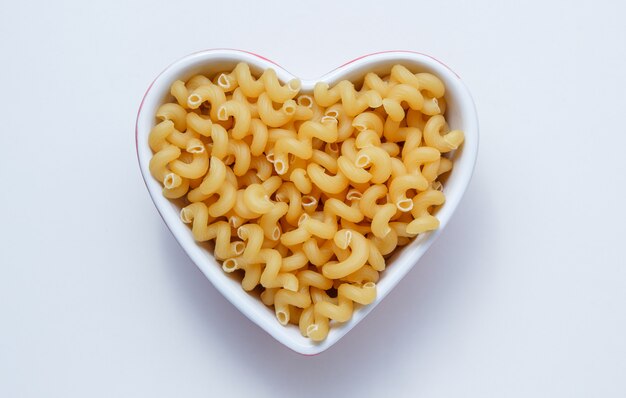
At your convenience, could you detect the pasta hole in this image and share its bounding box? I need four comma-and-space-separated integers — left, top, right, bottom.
346, 190, 362, 201
188, 94, 202, 107
222, 258, 238, 273
232, 241, 245, 256
283, 102, 296, 115
276, 310, 289, 325
187, 143, 205, 154
180, 208, 192, 223
327, 142, 339, 154
274, 160, 287, 175
217, 106, 229, 121
355, 154, 370, 168
288, 79, 301, 92
321, 115, 337, 124
396, 199, 413, 212
217, 74, 231, 89
297, 95, 313, 108
306, 324, 318, 337
297, 213, 310, 227
271, 226, 281, 241
363, 282, 376, 289
301, 196, 317, 209
266, 151, 275, 163
353, 123, 367, 132
163, 173, 181, 189
325, 109, 339, 118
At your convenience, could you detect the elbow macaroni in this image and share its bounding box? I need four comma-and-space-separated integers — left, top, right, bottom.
148, 62, 464, 341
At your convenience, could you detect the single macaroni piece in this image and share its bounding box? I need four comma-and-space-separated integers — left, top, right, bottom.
147, 62, 464, 341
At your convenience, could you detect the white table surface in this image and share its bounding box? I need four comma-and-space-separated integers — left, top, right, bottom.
1, 0, 625, 396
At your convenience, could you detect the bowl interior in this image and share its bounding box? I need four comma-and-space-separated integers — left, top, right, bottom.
136, 50, 478, 355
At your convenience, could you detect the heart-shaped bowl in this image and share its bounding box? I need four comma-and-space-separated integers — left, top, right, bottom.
136, 49, 478, 355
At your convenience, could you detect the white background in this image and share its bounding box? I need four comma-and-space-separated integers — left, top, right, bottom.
1, 0, 625, 396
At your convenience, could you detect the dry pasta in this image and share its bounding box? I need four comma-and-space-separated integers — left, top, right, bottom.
147, 62, 464, 341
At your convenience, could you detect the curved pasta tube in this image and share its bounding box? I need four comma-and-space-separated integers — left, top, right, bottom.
244, 118, 268, 157
273, 116, 339, 174
227, 63, 265, 97
337, 156, 372, 184
163, 177, 189, 199
352, 112, 384, 135
310, 149, 338, 173
149, 120, 175, 152
421, 95, 442, 116
382, 84, 424, 122
288, 168, 312, 194
170, 80, 189, 108
363, 72, 397, 96
370, 228, 399, 256
304, 288, 331, 341
355, 130, 381, 149
417, 72, 445, 98
186, 74, 211, 91
231, 87, 259, 118
306, 163, 350, 194
149, 144, 180, 183
169, 148, 209, 179
274, 270, 331, 325
237, 224, 264, 262
187, 83, 226, 120
262, 68, 301, 103
259, 202, 288, 241
371, 203, 397, 238
273, 286, 310, 325
221, 256, 262, 292
208, 124, 229, 159
249, 156, 273, 181
257, 93, 297, 128
256, 248, 298, 291
156, 103, 187, 131
243, 183, 274, 214
233, 189, 262, 219
216, 100, 251, 139
323, 198, 364, 223
275, 182, 304, 226
186, 156, 226, 201
322, 229, 369, 279
341, 265, 380, 284
381, 142, 400, 157
280, 223, 311, 247
298, 212, 337, 240
280, 251, 308, 273
179, 206, 240, 259
355, 147, 392, 184
389, 173, 429, 212
402, 147, 441, 187
324, 104, 354, 141
359, 184, 387, 219
400, 127, 423, 158
407, 189, 445, 235
302, 238, 334, 267
314, 81, 383, 116
423, 115, 464, 152
164, 126, 201, 151
226, 140, 251, 176
406, 109, 428, 130
313, 282, 376, 323
207, 181, 237, 217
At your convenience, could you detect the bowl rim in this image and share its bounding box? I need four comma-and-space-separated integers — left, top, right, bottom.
135, 49, 479, 355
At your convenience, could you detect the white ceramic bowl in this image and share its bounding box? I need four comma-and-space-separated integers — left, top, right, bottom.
136, 49, 478, 355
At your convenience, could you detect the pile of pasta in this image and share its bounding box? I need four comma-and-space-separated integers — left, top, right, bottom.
149, 62, 464, 341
